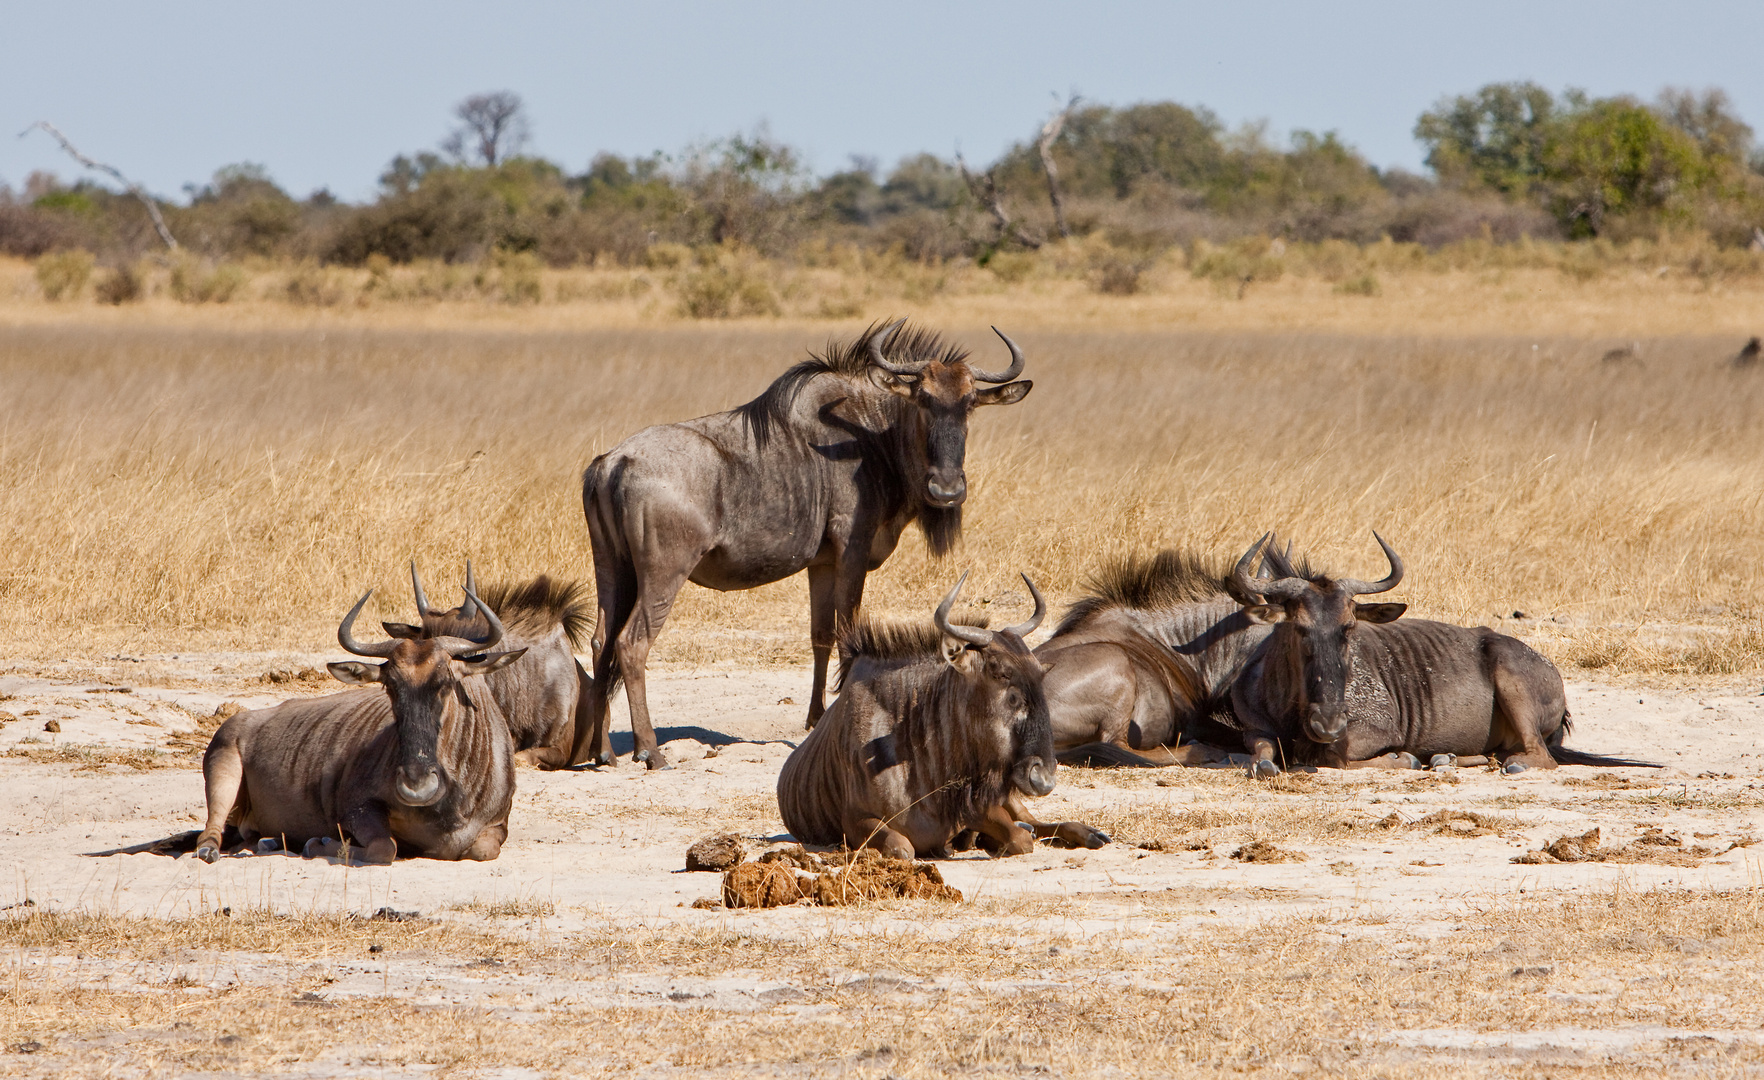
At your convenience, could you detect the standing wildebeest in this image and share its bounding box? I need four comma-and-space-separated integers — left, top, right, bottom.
398, 562, 593, 770
777, 573, 1109, 859
1228, 533, 1657, 777
1036, 550, 1276, 767
578, 320, 1033, 769
194, 577, 530, 864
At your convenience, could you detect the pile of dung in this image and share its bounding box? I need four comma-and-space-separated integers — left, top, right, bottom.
1229, 841, 1306, 864
1378, 809, 1513, 838
1512, 827, 1749, 866
685, 833, 746, 872
719, 846, 963, 909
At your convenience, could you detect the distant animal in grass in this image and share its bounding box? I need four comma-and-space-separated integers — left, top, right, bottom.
1600, 342, 1643, 366
1734, 337, 1761, 368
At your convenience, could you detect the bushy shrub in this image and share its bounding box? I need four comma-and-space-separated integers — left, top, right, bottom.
169, 256, 248, 303
1190, 237, 1285, 296
675, 250, 780, 318
1334, 272, 1381, 296
284, 263, 348, 306
35, 250, 94, 300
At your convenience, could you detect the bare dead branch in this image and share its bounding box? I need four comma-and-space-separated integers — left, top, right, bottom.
19, 121, 179, 251
955, 152, 1041, 251
1038, 93, 1080, 241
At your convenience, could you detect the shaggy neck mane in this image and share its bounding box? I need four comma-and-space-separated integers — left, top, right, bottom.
837, 612, 1008, 827
422, 575, 592, 649
736, 318, 970, 557
1052, 550, 1234, 636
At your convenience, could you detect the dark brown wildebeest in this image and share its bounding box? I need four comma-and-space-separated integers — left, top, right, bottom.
1228, 533, 1658, 777
578, 320, 1033, 769
398, 562, 593, 770
1036, 550, 1275, 767
193, 577, 530, 865
777, 573, 1109, 860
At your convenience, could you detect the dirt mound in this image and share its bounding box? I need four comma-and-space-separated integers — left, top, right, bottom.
1512, 827, 1750, 866
1378, 809, 1514, 837
1230, 841, 1306, 863
685, 833, 746, 871
718, 846, 963, 908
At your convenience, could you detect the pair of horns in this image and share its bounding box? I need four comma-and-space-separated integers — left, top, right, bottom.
411, 559, 477, 622
338, 563, 505, 659
867, 319, 1026, 384
933, 570, 1046, 648
1232, 531, 1404, 602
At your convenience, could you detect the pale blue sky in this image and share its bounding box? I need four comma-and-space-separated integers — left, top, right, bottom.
4, 2, 1761, 202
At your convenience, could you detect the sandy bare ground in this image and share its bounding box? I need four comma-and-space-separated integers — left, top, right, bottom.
3, 654, 1764, 1077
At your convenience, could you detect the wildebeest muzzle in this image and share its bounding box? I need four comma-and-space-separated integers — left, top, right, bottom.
394, 764, 443, 806
1011, 756, 1056, 798
1303, 703, 1348, 744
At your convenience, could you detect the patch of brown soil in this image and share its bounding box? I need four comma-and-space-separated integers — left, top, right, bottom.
718, 847, 962, 908
1512, 827, 1749, 866
1230, 841, 1306, 863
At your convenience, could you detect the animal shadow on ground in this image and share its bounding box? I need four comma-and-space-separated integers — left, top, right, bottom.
601, 725, 797, 758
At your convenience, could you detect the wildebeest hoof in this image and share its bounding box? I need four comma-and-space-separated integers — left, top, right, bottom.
1393, 752, 1421, 770
1077, 827, 1111, 849
1503, 761, 1529, 775
256, 837, 282, 854
195, 844, 219, 864
594, 751, 618, 768
1429, 753, 1457, 770
634, 748, 671, 770
1249, 759, 1280, 779
303, 837, 342, 859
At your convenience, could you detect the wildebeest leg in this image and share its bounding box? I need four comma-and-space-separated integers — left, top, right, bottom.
805, 562, 835, 730
1488, 637, 1566, 773
846, 813, 915, 861
341, 805, 398, 865
463, 822, 506, 861
574, 558, 634, 767
972, 804, 1036, 857
515, 746, 570, 770
1245, 734, 1281, 778
194, 736, 244, 863
1340, 752, 1422, 770
1003, 792, 1110, 849
617, 564, 691, 771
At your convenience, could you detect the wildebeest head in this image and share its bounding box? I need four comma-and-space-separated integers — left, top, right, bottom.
934, 571, 1056, 797
327, 567, 526, 807
868, 320, 1032, 509
1231, 532, 1406, 744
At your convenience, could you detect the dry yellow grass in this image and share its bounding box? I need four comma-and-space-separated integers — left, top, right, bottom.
6, 887, 1764, 1077
0, 301, 1759, 675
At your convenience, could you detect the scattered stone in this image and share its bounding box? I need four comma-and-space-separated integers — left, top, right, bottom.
368, 907, 421, 922
41, 720, 60, 734
686, 833, 747, 872
1230, 841, 1306, 863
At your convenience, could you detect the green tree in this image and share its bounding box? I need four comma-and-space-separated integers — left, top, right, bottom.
1415, 81, 1558, 195
1544, 95, 1708, 235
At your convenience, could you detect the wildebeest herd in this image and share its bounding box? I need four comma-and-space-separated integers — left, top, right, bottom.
193, 320, 1655, 866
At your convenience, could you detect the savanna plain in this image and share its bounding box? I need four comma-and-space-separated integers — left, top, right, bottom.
3, 256, 1764, 1078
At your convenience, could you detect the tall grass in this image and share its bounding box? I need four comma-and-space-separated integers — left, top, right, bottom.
0, 321, 1758, 673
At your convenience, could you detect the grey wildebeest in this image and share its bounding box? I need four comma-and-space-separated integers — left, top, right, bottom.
1228, 533, 1658, 777
777, 573, 1109, 859
1036, 550, 1276, 767
578, 320, 1033, 769
397, 562, 593, 770
194, 576, 531, 864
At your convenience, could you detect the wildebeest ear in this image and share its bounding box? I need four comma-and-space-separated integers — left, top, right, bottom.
1242, 604, 1285, 624
458, 647, 527, 676
880, 375, 919, 398
974, 380, 1031, 407
327, 661, 383, 685
382, 622, 423, 639
1354, 602, 1407, 623
946, 645, 982, 674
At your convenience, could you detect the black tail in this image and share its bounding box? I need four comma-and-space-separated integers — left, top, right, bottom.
1547, 709, 1661, 768
1550, 746, 1663, 768
1058, 742, 1169, 768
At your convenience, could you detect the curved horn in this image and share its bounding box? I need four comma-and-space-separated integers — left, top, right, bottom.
1001, 573, 1046, 638
1233, 534, 1309, 603
969, 327, 1026, 383
435, 583, 506, 657
933, 571, 994, 649
339, 590, 398, 658
410, 561, 432, 617
458, 559, 478, 621
866, 318, 926, 378
1339, 531, 1405, 596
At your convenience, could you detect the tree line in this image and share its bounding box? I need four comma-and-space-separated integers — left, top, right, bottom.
6, 82, 1763, 269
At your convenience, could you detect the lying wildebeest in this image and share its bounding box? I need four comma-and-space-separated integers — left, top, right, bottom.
400, 562, 592, 770
1036, 550, 1278, 767
194, 574, 531, 864
777, 573, 1109, 859
1228, 533, 1658, 776
579, 320, 1033, 768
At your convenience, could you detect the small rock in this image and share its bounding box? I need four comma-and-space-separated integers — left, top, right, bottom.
369, 907, 421, 922
689, 897, 721, 909
686, 832, 747, 872
777, 697, 796, 706
42, 720, 60, 733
